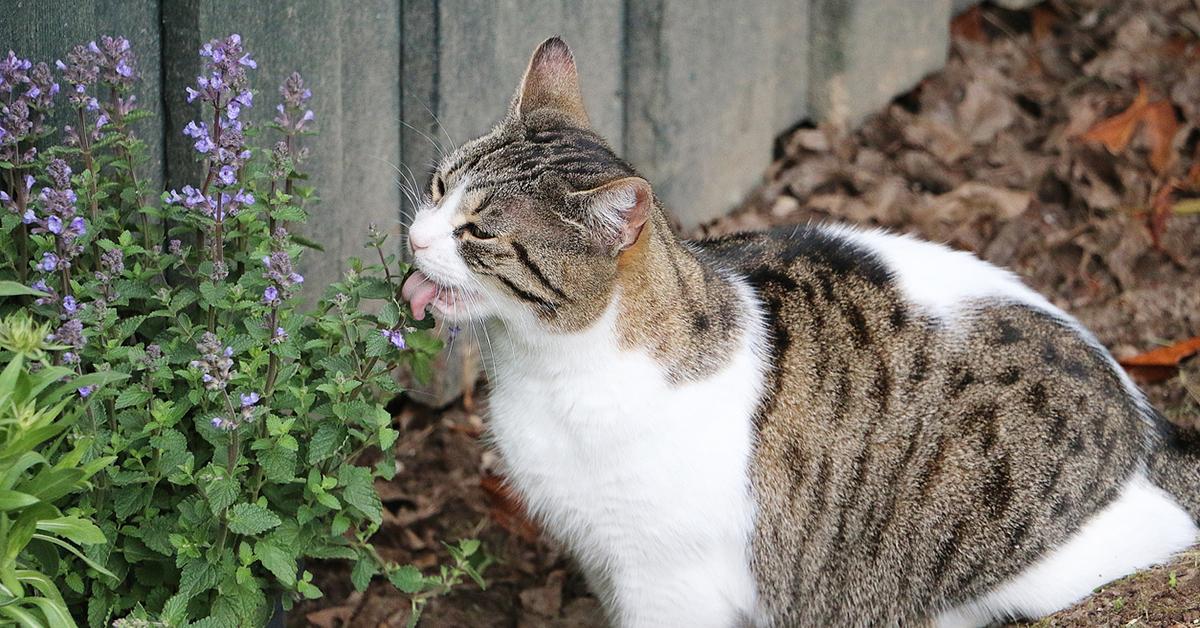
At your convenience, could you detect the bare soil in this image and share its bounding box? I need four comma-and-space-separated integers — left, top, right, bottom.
297, 0, 1200, 625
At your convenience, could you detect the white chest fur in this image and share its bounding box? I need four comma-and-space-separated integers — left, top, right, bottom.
485, 297, 766, 628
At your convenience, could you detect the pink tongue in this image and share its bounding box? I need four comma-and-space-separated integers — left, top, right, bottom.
401, 271, 438, 321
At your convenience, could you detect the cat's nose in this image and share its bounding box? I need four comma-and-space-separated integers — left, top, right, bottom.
409, 231, 431, 252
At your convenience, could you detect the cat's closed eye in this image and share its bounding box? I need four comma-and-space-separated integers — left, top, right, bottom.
455, 222, 496, 241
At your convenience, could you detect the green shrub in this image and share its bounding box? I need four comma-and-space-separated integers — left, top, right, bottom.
0, 35, 486, 626
0, 304, 122, 627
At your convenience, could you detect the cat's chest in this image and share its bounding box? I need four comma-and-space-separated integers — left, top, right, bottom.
484, 327, 765, 550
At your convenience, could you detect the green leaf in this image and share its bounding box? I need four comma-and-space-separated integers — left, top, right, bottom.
338, 465, 382, 525
114, 387, 152, 409
378, 302, 401, 327
351, 558, 377, 592
307, 423, 345, 464
357, 278, 393, 299
257, 447, 296, 484
205, 477, 239, 516
255, 541, 296, 588
0, 281, 48, 297
35, 516, 106, 545
0, 490, 38, 511
387, 564, 425, 594
226, 503, 282, 536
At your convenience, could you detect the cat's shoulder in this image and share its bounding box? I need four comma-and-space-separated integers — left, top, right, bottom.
693, 222, 1056, 321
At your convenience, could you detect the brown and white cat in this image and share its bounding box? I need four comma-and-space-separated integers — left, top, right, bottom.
402, 37, 1200, 627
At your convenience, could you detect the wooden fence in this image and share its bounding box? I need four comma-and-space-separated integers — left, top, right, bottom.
4, 0, 1023, 400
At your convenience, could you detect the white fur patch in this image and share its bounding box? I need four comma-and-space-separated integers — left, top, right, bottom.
829, 225, 1057, 320
484, 280, 768, 627
935, 473, 1198, 627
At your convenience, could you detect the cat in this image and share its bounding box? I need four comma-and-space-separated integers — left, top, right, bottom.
402, 37, 1200, 627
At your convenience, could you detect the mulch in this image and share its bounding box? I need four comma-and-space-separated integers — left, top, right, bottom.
295, 1, 1200, 625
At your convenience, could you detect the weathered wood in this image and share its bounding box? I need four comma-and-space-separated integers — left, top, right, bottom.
0, 0, 165, 189
400, 0, 624, 212
624, 0, 811, 229
808, 0, 952, 129
161, 0, 403, 293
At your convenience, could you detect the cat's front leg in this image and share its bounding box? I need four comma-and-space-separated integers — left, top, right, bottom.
603, 553, 759, 628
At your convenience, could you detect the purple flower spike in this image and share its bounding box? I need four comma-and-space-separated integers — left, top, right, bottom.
77, 386, 94, 398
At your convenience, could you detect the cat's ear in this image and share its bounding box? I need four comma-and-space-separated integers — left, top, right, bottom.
512, 36, 590, 128
567, 177, 653, 253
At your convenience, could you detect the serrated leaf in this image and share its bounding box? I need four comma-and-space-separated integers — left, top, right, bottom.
307, 423, 346, 464
338, 465, 382, 525
257, 446, 296, 484
378, 302, 401, 327
114, 387, 152, 409
226, 503, 281, 536
205, 477, 239, 515
387, 564, 425, 594
365, 330, 391, 357
351, 558, 377, 592
357, 278, 393, 299
255, 540, 296, 587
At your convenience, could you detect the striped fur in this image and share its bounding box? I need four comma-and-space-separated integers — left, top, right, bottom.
404, 37, 1200, 627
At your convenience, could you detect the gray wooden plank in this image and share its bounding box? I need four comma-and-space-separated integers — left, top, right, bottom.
625, 0, 811, 229
0, 0, 165, 189
807, 0, 952, 128
401, 0, 624, 213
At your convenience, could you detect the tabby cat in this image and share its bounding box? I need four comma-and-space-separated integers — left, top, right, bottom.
402, 37, 1200, 627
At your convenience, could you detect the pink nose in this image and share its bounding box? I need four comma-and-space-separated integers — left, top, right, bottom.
409, 231, 431, 251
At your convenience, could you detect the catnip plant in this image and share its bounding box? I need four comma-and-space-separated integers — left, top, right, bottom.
0, 35, 486, 627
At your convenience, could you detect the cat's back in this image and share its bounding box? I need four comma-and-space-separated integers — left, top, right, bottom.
693, 224, 1198, 626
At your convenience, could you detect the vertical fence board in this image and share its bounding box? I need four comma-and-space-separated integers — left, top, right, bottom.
807, 0, 952, 128
0, 0, 165, 189
401, 0, 624, 215
624, 0, 811, 229
161, 0, 402, 293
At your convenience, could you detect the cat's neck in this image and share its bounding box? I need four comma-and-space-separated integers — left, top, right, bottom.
611, 209, 751, 382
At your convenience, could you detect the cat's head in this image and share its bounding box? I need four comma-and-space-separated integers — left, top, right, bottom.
403, 37, 656, 332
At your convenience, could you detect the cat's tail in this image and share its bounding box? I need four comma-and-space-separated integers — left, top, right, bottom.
1147, 410, 1200, 524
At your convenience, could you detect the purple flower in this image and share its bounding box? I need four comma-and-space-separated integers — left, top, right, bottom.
191, 333, 236, 391
218, 165, 236, 186
38, 252, 58, 272
78, 386, 93, 398
21, 209, 35, 224
46, 215, 63, 234
210, 416, 235, 431
262, 285, 279, 305
240, 392, 260, 407
62, 296, 78, 315
272, 326, 288, 344
382, 329, 406, 350
168, 239, 183, 255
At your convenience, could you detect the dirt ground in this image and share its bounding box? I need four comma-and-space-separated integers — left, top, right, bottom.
297, 0, 1200, 625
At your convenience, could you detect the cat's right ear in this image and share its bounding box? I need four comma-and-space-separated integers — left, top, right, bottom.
566, 177, 652, 254
510, 36, 590, 128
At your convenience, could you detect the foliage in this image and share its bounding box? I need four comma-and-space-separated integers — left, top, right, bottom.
0, 35, 481, 625
0, 307, 121, 627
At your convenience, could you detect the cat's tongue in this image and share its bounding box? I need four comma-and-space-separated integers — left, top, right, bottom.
401, 271, 438, 321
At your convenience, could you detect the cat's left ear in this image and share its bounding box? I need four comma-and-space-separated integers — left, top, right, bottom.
567, 177, 652, 253
512, 36, 590, 128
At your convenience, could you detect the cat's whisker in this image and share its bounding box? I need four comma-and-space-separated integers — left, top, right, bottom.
400, 118, 450, 162
414, 96, 460, 154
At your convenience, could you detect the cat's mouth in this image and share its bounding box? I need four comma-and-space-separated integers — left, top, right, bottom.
401, 270, 476, 321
